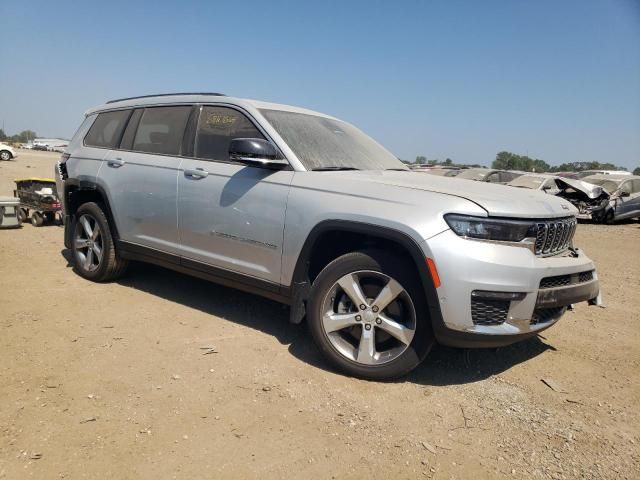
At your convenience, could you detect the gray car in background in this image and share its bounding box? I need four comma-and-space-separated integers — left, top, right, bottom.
56, 93, 601, 379
581, 175, 640, 222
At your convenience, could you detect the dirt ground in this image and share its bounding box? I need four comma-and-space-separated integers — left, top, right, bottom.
1, 151, 638, 479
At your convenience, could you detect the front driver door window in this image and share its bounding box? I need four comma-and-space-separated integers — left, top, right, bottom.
177, 106, 294, 283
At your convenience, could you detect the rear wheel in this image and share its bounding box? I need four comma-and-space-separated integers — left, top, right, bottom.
308, 250, 433, 380
31, 211, 44, 227
72, 202, 128, 282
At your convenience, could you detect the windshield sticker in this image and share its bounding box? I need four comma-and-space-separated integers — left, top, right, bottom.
206, 114, 237, 129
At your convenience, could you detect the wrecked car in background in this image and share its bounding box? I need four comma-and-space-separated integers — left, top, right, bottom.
507, 174, 562, 194
579, 175, 640, 222
455, 168, 523, 184
527, 174, 640, 223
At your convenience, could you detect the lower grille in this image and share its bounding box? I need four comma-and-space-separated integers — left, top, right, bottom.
578, 270, 594, 283
539, 270, 594, 289
531, 307, 566, 325
471, 299, 509, 326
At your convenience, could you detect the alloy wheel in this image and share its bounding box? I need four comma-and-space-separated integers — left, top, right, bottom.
320, 270, 417, 365
74, 214, 104, 272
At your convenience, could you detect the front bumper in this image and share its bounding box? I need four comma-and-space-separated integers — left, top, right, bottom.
423, 229, 600, 348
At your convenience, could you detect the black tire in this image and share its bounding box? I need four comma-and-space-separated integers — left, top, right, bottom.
44, 212, 56, 223
17, 208, 28, 223
307, 250, 433, 380
72, 202, 128, 282
0, 150, 11, 161
31, 211, 44, 227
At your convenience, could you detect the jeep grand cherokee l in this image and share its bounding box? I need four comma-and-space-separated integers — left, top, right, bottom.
56, 93, 601, 380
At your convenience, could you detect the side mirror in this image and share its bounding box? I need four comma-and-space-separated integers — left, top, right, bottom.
229, 138, 288, 170
619, 190, 630, 198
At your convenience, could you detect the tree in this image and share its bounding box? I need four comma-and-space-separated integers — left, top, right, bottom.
0, 129, 6, 141
415, 156, 427, 164
492, 151, 550, 172
633, 167, 640, 176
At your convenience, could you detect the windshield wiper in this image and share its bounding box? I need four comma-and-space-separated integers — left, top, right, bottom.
312, 166, 361, 171
385, 168, 409, 171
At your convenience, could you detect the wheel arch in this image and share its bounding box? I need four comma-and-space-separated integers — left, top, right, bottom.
286, 220, 444, 330
63, 180, 120, 248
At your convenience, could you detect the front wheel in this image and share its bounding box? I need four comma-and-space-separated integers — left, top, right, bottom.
0, 150, 11, 161
307, 250, 433, 380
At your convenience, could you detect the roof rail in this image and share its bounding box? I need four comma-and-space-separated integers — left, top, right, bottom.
106, 92, 225, 104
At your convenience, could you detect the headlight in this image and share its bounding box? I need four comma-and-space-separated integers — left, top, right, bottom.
444, 214, 537, 243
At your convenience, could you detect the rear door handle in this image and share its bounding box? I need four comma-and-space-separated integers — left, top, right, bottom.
108, 158, 125, 168
184, 168, 209, 179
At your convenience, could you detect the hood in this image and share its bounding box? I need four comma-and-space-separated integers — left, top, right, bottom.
316, 171, 578, 218
554, 177, 608, 199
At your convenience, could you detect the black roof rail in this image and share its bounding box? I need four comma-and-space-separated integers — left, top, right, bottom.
106, 92, 225, 104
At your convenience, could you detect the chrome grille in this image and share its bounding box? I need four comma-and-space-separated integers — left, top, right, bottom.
534, 217, 577, 256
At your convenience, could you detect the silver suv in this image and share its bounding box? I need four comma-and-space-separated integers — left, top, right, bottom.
57, 93, 601, 380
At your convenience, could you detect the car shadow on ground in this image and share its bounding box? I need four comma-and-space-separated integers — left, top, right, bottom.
60, 251, 555, 386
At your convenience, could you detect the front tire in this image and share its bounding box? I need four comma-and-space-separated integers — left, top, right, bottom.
72, 202, 128, 282
308, 250, 433, 380
0, 150, 11, 161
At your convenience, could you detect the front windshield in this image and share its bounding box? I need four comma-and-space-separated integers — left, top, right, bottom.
260, 109, 407, 171
582, 178, 621, 193
508, 175, 547, 188
456, 169, 489, 180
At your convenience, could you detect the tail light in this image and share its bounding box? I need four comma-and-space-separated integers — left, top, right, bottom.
57, 154, 69, 180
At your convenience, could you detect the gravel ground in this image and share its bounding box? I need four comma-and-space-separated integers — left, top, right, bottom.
1, 151, 638, 479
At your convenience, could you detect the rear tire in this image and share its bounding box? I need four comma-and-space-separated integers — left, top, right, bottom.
72, 202, 128, 282
307, 250, 433, 380
31, 211, 44, 227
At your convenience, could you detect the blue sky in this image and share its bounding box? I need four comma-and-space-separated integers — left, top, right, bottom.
1, 0, 639, 169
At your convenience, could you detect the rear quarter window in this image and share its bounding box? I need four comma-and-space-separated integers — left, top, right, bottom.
84, 110, 131, 148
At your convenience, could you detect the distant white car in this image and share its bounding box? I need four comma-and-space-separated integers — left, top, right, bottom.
576, 170, 631, 179
0, 143, 17, 161
507, 173, 562, 194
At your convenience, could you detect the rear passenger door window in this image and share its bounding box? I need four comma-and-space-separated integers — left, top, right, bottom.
132, 106, 192, 155
194, 106, 265, 162
84, 110, 131, 148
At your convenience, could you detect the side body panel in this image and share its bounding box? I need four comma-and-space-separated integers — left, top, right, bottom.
279, 171, 486, 286
177, 159, 293, 283
98, 150, 182, 254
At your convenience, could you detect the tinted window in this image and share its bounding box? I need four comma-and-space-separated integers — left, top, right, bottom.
194, 106, 264, 161
84, 110, 130, 148
633, 179, 640, 194
120, 109, 143, 150
132, 106, 191, 155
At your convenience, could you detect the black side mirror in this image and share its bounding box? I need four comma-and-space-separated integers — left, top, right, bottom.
619, 190, 630, 198
229, 138, 288, 170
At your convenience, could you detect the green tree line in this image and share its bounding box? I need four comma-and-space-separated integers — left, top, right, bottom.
0, 129, 38, 144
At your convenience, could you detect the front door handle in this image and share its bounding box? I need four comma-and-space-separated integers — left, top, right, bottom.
108, 158, 125, 168
184, 168, 209, 179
